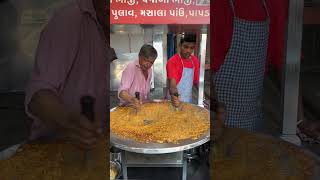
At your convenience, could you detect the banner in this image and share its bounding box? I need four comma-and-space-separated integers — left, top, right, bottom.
110, 0, 210, 24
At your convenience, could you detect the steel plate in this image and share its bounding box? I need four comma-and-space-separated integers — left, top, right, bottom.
110, 100, 210, 154
0, 142, 25, 161
211, 128, 320, 179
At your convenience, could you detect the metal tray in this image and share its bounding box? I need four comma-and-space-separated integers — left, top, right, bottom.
0, 142, 25, 161
110, 100, 210, 154
111, 131, 210, 154
212, 128, 320, 179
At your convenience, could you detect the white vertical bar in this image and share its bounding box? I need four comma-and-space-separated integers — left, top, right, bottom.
153, 33, 165, 88
198, 32, 207, 107
162, 34, 168, 87
281, 0, 304, 145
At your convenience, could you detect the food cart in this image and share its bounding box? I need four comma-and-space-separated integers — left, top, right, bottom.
109, 0, 210, 179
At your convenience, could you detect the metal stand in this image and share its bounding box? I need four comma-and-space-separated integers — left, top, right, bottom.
198, 27, 207, 107
121, 151, 188, 180
281, 0, 304, 145
280, 134, 302, 146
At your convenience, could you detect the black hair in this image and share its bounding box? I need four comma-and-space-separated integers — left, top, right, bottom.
180, 33, 196, 44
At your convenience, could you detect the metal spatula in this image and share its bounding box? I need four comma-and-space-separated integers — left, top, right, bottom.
143, 119, 153, 125
80, 95, 95, 168
134, 92, 140, 114
172, 92, 182, 111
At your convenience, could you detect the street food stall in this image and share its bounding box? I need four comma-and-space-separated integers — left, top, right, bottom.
109, 0, 210, 179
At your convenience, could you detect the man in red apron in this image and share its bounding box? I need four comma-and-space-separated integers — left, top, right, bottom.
212, 0, 287, 132
212, 0, 320, 141
166, 34, 200, 107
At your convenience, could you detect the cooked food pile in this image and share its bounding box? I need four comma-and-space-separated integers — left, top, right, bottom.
210, 128, 319, 180
0, 137, 107, 180
110, 101, 210, 144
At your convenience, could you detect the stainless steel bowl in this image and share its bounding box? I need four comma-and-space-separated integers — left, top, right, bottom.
110, 100, 210, 154
0, 142, 25, 160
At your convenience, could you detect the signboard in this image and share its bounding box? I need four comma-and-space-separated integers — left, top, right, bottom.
110, 0, 210, 24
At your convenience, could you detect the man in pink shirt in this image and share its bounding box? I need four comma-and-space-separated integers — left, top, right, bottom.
25, 0, 114, 149
118, 44, 158, 109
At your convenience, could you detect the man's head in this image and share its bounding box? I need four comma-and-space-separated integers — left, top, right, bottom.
179, 34, 196, 59
138, 44, 158, 71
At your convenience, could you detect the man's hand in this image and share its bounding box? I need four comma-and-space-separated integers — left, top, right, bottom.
28, 90, 102, 150
119, 90, 143, 110
130, 96, 142, 110
61, 112, 102, 150
171, 94, 181, 108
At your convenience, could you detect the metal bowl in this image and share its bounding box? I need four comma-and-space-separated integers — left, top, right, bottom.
211, 128, 320, 180
0, 142, 25, 161
110, 100, 210, 154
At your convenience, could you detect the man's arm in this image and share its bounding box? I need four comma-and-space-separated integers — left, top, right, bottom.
25, 12, 80, 122
166, 57, 179, 95
119, 90, 135, 104
168, 78, 179, 95
166, 58, 181, 107
119, 90, 141, 109
168, 78, 181, 107
25, 12, 100, 148
118, 63, 141, 109
29, 90, 68, 128
29, 90, 100, 145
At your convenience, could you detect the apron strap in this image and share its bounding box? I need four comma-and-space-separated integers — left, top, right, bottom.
178, 54, 185, 76
261, 0, 270, 20
178, 54, 194, 68
178, 54, 194, 86
229, 0, 236, 17
229, 0, 270, 20
178, 55, 194, 74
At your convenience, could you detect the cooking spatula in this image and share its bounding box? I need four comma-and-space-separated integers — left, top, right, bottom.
172, 92, 182, 111
134, 92, 152, 124
80, 95, 95, 168
143, 119, 153, 125
134, 92, 140, 114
